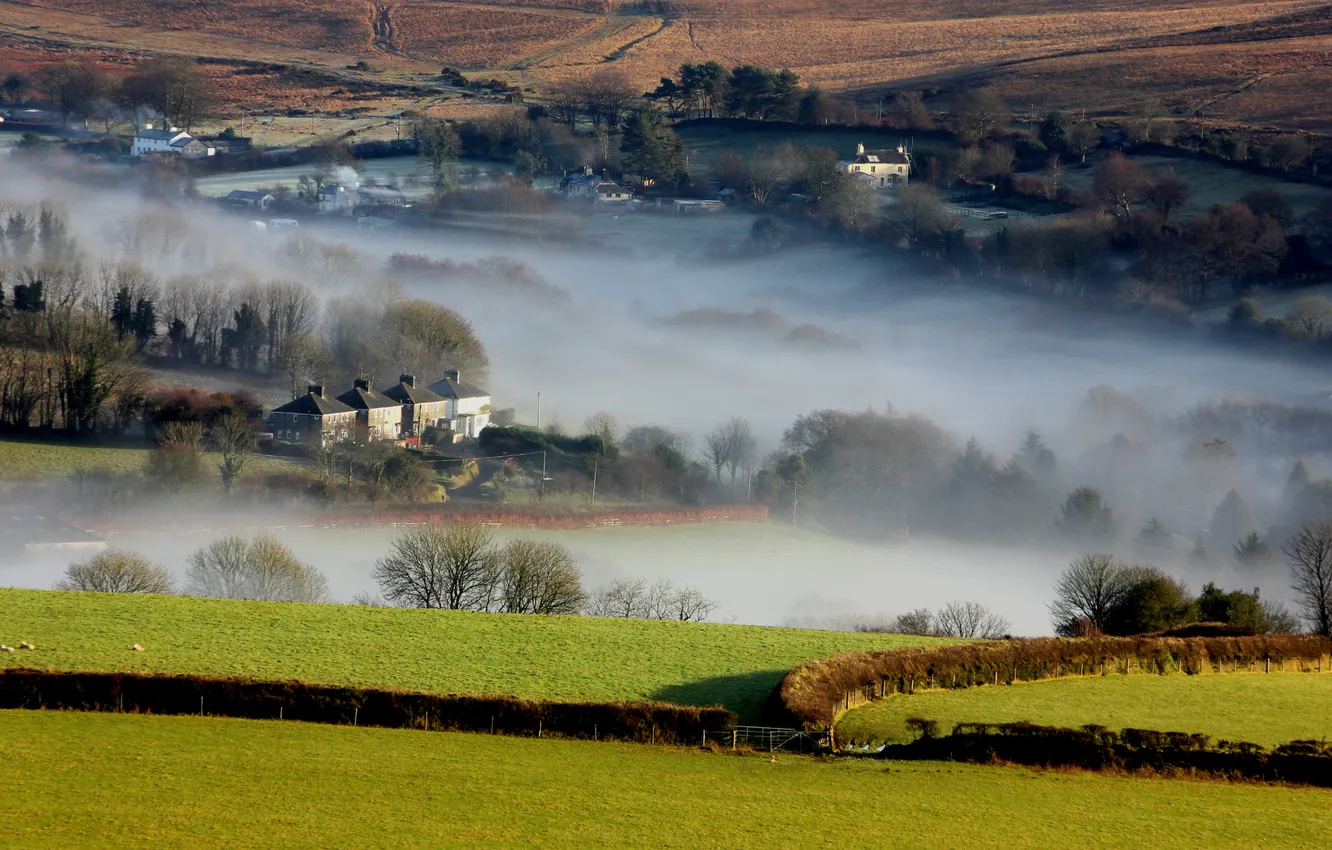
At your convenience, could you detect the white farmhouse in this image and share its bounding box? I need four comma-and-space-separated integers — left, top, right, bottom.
130, 124, 214, 159
318, 184, 355, 214
427, 369, 492, 440
841, 143, 910, 188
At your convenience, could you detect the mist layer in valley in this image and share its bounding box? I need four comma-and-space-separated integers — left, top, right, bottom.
1, 158, 1326, 634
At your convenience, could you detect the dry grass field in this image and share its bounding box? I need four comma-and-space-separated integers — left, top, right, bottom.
4, 0, 1332, 130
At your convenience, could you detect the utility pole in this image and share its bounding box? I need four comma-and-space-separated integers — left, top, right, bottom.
539, 450, 547, 501
591, 457, 598, 504
536, 392, 542, 431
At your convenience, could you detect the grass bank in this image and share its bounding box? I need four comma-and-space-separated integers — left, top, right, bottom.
0, 437, 300, 480
836, 673, 1332, 747
0, 589, 946, 721
4, 711, 1330, 849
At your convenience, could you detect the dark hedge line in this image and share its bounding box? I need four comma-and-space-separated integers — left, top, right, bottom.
779, 635, 1332, 730
882, 721, 1332, 788
0, 669, 735, 744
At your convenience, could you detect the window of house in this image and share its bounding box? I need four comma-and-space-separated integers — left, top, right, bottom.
871, 166, 876, 173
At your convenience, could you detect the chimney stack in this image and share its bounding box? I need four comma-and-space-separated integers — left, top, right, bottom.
444, 369, 460, 383
308, 383, 324, 398
857, 143, 865, 154
400, 374, 415, 387
354, 378, 370, 391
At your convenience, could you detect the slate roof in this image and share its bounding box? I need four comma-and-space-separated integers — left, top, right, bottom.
336, 384, 400, 410
227, 190, 271, 201
852, 149, 909, 165
427, 375, 490, 400
135, 129, 183, 142
272, 392, 355, 416
383, 381, 447, 405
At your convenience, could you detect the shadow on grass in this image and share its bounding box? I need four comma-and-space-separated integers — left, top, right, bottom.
652, 670, 794, 726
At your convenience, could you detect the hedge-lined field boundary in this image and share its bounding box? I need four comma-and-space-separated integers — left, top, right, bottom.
81, 505, 771, 535
882, 721, 1332, 788
778, 635, 1332, 732
0, 669, 735, 744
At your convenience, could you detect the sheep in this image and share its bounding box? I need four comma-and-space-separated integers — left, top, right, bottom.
131, 644, 144, 652
0, 646, 13, 653
19, 642, 33, 650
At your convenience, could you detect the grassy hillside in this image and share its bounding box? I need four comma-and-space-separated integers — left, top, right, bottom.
0, 438, 301, 480
5, 711, 1330, 849
6, 0, 1332, 131
836, 673, 1332, 747
0, 589, 946, 720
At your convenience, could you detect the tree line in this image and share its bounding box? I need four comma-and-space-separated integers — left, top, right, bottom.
0, 56, 212, 131
55, 525, 722, 621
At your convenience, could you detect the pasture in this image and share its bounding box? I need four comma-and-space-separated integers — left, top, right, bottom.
0, 589, 946, 720
0, 437, 302, 480
1055, 154, 1328, 218
4, 710, 1330, 848
836, 672, 1332, 747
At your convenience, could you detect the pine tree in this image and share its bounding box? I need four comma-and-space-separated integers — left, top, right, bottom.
132, 298, 157, 352
1209, 490, 1254, 555
1137, 516, 1172, 552
619, 109, 686, 186
110, 286, 134, 339
1233, 531, 1272, 569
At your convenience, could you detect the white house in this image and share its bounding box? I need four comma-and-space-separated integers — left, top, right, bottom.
561, 167, 631, 204
130, 124, 214, 159
426, 369, 492, 441
841, 143, 910, 188
318, 184, 355, 214
226, 190, 275, 209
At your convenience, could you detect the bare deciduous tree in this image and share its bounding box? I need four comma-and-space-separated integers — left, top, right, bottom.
186, 534, 327, 602
586, 577, 648, 618
704, 416, 756, 494
497, 539, 586, 614
933, 600, 1010, 639
210, 411, 255, 494
1049, 553, 1134, 635
373, 524, 499, 610
585, 577, 718, 621
892, 608, 935, 636
1285, 522, 1332, 637
56, 550, 175, 594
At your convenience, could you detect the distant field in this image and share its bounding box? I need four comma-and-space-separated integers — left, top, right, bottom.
1055, 154, 1328, 218
6, 0, 1332, 131
0, 589, 947, 720
0, 438, 302, 480
836, 673, 1332, 747
4, 711, 1330, 848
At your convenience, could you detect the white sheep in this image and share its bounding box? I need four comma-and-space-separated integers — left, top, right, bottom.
131, 644, 144, 652
19, 642, 33, 650
0, 646, 13, 653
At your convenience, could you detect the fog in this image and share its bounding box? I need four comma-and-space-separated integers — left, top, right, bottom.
1, 157, 1324, 634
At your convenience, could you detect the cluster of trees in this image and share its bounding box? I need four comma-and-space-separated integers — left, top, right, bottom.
5, 57, 211, 130
750, 391, 1332, 562
710, 142, 878, 229
55, 534, 327, 603
648, 62, 804, 122
584, 577, 719, 621
372, 525, 586, 614
1048, 545, 1326, 637
371, 525, 721, 620
868, 601, 1012, 639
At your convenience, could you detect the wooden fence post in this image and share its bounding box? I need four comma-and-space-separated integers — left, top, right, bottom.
702, 730, 706, 746
280, 707, 283, 720
200, 696, 204, 717
491, 716, 495, 734
732, 729, 737, 750
538, 720, 543, 738
353, 707, 358, 726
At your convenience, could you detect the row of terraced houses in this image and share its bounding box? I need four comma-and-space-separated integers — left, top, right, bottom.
270, 371, 491, 446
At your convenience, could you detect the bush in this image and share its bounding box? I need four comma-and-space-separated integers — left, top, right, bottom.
56, 551, 175, 594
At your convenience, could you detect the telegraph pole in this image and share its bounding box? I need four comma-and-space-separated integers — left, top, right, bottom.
536, 392, 542, 431
539, 450, 547, 501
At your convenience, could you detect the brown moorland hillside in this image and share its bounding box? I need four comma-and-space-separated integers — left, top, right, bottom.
4, 0, 1332, 130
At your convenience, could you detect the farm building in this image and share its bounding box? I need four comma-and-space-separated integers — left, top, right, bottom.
130, 125, 214, 159
842, 143, 910, 188
226, 190, 275, 209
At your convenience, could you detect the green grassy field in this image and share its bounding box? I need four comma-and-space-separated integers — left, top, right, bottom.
837, 673, 1332, 747
4, 711, 1329, 849
0, 437, 303, 481
0, 589, 946, 720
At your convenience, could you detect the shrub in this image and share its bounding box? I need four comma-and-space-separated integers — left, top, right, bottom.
56, 550, 174, 594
